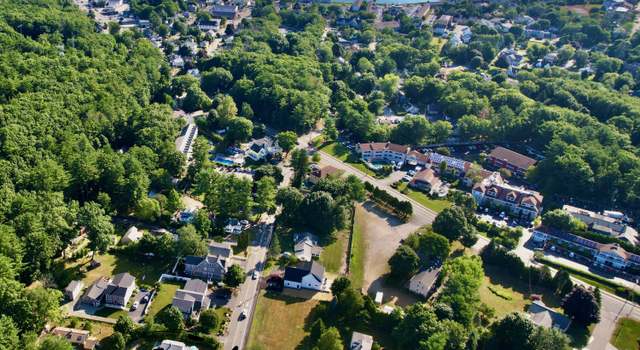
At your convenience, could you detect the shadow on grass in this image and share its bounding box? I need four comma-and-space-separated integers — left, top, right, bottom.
483, 264, 561, 308
566, 323, 591, 348
263, 291, 312, 305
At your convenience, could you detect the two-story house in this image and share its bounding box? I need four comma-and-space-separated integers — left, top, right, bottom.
183, 242, 233, 281
284, 261, 326, 291
172, 278, 210, 319
104, 273, 136, 309
409, 169, 442, 195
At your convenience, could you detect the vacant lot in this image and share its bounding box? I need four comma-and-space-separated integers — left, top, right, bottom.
320, 142, 376, 176
358, 202, 431, 305
247, 292, 319, 350
319, 229, 348, 274
612, 318, 640, 350
148, 281, 183, 318
480, 264, 561, 318
562, 4, 599, 15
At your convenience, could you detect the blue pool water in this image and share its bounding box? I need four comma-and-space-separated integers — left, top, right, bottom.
213, 155, 235, 166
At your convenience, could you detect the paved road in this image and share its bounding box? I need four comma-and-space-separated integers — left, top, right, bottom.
222, 220, 273, 350
320, 149, 640, 350
318, 151, 438, 223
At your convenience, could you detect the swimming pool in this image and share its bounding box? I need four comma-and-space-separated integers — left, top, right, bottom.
213, 155, 235, 166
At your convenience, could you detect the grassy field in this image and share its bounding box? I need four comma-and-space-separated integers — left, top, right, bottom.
94, 307, 129, 319
612, 318, 640, 350
319, 230, 347, 274
480, 264, 561, 318
349, 208, 366, 290
62, 318, 114, 340
397, 182, 452, 213
148, 281, 183, 318
63, 252, 172, 289
320, 142, 377, 177
247, 292, 319, 350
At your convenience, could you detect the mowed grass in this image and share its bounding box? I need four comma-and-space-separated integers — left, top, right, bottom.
64, 252, 172, 289
612, 318, 640, 350
247, 292, 319, 350
397, 183, 452, 213
320, 142, 377, 177
61, 318, 114, 340
349, 207, 366, 290
319, 230, 347, 274
480, 264, 561, 318
148, 281, 183, 318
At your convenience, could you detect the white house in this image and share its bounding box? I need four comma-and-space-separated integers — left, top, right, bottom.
357, 142, 409, 165
283, 261, 326, 291
120, 226, 143, 244
293, 233, 322, 261
350, 332, 374, 350
64, 280, 84, 301
408, 268, 440, 298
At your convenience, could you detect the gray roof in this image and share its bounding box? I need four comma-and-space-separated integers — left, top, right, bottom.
83, 277, 109, 300
208, 241, 233, 259
284, 261, 325, 283
184, 279, 208, 294
111, 272, 135, 288
528, 301, 571, 331
65, 280, 83, 293
350, 331, 373, 350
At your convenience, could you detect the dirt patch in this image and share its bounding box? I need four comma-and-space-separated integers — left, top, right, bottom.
357, 201, 433, 306
563, 4, 597, 16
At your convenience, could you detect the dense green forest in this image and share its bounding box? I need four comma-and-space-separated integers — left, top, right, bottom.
0, 0, 180, 344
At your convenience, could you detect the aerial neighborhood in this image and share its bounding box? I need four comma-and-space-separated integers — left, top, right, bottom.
3, 0, 640, 349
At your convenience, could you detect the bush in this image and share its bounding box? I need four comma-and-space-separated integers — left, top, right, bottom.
364, 182, 413, 218
199, 309, 220, 331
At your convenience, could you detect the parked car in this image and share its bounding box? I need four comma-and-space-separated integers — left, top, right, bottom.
131, 301, 139, 311
252, 271, 259, 280
240, 309, 248, 320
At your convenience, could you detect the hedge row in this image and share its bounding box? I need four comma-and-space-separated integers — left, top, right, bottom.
364, 182, 413, 219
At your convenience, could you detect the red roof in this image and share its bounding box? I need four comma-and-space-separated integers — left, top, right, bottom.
489, 146, 537, 170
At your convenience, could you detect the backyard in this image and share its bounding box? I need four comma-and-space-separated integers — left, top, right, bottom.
247, 291, 319, 350
349, 207, 366, 290
147, 281, 183, 318
61, 251, 173, 289
319, 229, 348, 274
611, 318, 640, 350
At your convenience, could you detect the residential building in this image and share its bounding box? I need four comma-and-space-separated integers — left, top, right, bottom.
64, 280, 84, 301
170, 55, 185, 68
104, 272, 136, 308
472, 172, 543, 220
284, 260, 326, 291
172, 279, 210, 319
532, 226, 640, 273
154, 339, 198, 350
51, 327, 97, 350
563, 205, 639, 245
428, 152, 471, 176
224, 218, 244, 235
293, 233, 322, 262
408, 267, 440, 298
350, 331, 374, 350
357, 142, 409, 165
245, 137, 281, 162
308, 165, 343, 184
527, 301, 571, 332
487, 146, 536, 177
120, 226, 143, 244
80, 277, 110, 307
184, 242, 232, 282
211, 5, 238, 19
409, 169, 442, 195
197, 19, 220, 31
175, 123, 198, 159
406, 150, 429, 166
434, 15, 453, 35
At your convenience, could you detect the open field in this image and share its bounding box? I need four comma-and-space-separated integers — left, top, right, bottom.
319, 229, 348, 274
148, 281, 183, 318
562, 4, 599, 15
612, 318, 640, 350
480, 264, 561, 318
349, 208, 366, 290
247, 291, 319, 350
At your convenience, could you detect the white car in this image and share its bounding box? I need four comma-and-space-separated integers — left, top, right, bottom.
131, 301, 139, 311
252, 271, 259, 280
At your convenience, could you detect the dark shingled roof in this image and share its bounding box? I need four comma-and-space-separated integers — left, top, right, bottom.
284, 261, 325, 283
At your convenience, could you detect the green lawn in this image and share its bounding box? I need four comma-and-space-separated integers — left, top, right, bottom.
319, 230, 347, 274
612, 318, 640, 350
148, 281, 183, 318
320, 143, 377, 177
62, 251, 172, 289
397, 183, 452, 213
480, 264, 561, 318
94, 307, 129, 319
247, 292, 319, 350
349, 207, 366, 290
61, 318, 114, 340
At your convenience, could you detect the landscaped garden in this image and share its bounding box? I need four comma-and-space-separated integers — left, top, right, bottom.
396, 182, 452, 213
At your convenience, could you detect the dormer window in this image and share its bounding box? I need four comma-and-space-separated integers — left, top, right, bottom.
487, 188, 497, 197
506, 192, 516, 202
